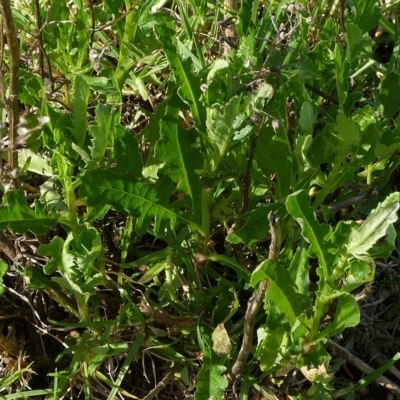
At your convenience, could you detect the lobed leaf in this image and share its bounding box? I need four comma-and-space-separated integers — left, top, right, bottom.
0, 190, 57, 235
80, 170, 203, 235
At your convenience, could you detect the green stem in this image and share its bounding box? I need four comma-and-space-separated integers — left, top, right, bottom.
200, 187, 211, 253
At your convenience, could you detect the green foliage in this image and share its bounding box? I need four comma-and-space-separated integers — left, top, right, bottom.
1, 0, 400, 398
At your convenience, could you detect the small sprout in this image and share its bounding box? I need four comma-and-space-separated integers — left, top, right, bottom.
306, 16, 314, 25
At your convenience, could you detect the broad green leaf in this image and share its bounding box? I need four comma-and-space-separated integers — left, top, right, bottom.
154, 14, 205, 133
80, 170, 202, 235
206, 96, 241, 171
194, 364, 228, 400
237, 0, 259, 36
288, 240, 310, 297
352, 0, 379, 33
195, 324, 229, 400
334, 113, 359, 162
251, 259, 274, 287
317, 294, 360, 340
286, 190, 337, 277
88, 103, 110, 167
347, 192, 400, 257
254, 119, 293, 198
71, 75, 90, 148
0, 190, 57, 235
156, 91, 203, 223
226, 204, 280, 246
299, 102, 315, 136
333, 43, 349, 110
114, 126, 143, 176
19, 149, 52, 176
252, 260, 302, 325
258, 325, 285, 371
380, 72, 400, 120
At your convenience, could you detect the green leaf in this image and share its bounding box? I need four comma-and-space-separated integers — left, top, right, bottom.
341, 258, 375, 292
71, 75, 90, 148
380, 72, 400, 120
80, 170, 203, 235
38, 236, 64, 275
226, 204, 280, 246
288, 240, 311, 297
252, 260, 302, 325
299, 102, 315, 136
195, 324, 229, 400
352, 0, 379, 33
154, 14, 205, 133
114, 126, 143, 176
317, 294, 360, 340
265, 263, 303, 326
258, 325, 286, 371
88, 103, 110, 167
286, 190, 337, 277
206, 96, 241, 171
0, 190, 57, 235
0, 260, 7, 297
347, 192, 400, 257
334, 113, 360, 162
333, 43, 350, 110
156, 91, 203, 223
254, 119, 293, 198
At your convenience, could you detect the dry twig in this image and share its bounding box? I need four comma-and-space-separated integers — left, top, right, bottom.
230, 212, 281, 379
0, 0, 19, 173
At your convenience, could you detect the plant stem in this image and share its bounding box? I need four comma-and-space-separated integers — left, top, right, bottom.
229, 212, 281, 380
0, 0, 19, 175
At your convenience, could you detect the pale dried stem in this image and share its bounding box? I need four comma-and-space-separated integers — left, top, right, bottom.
230, 212, 281, 379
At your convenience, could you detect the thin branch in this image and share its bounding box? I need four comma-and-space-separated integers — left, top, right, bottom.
230, 212, 281, 379
304, 83, 339, 105
0, 0, 19, 175
241, 116, 266, 219
141, 364, 180, 400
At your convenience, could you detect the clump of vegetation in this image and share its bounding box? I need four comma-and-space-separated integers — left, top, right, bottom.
0, 0, 400, 399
